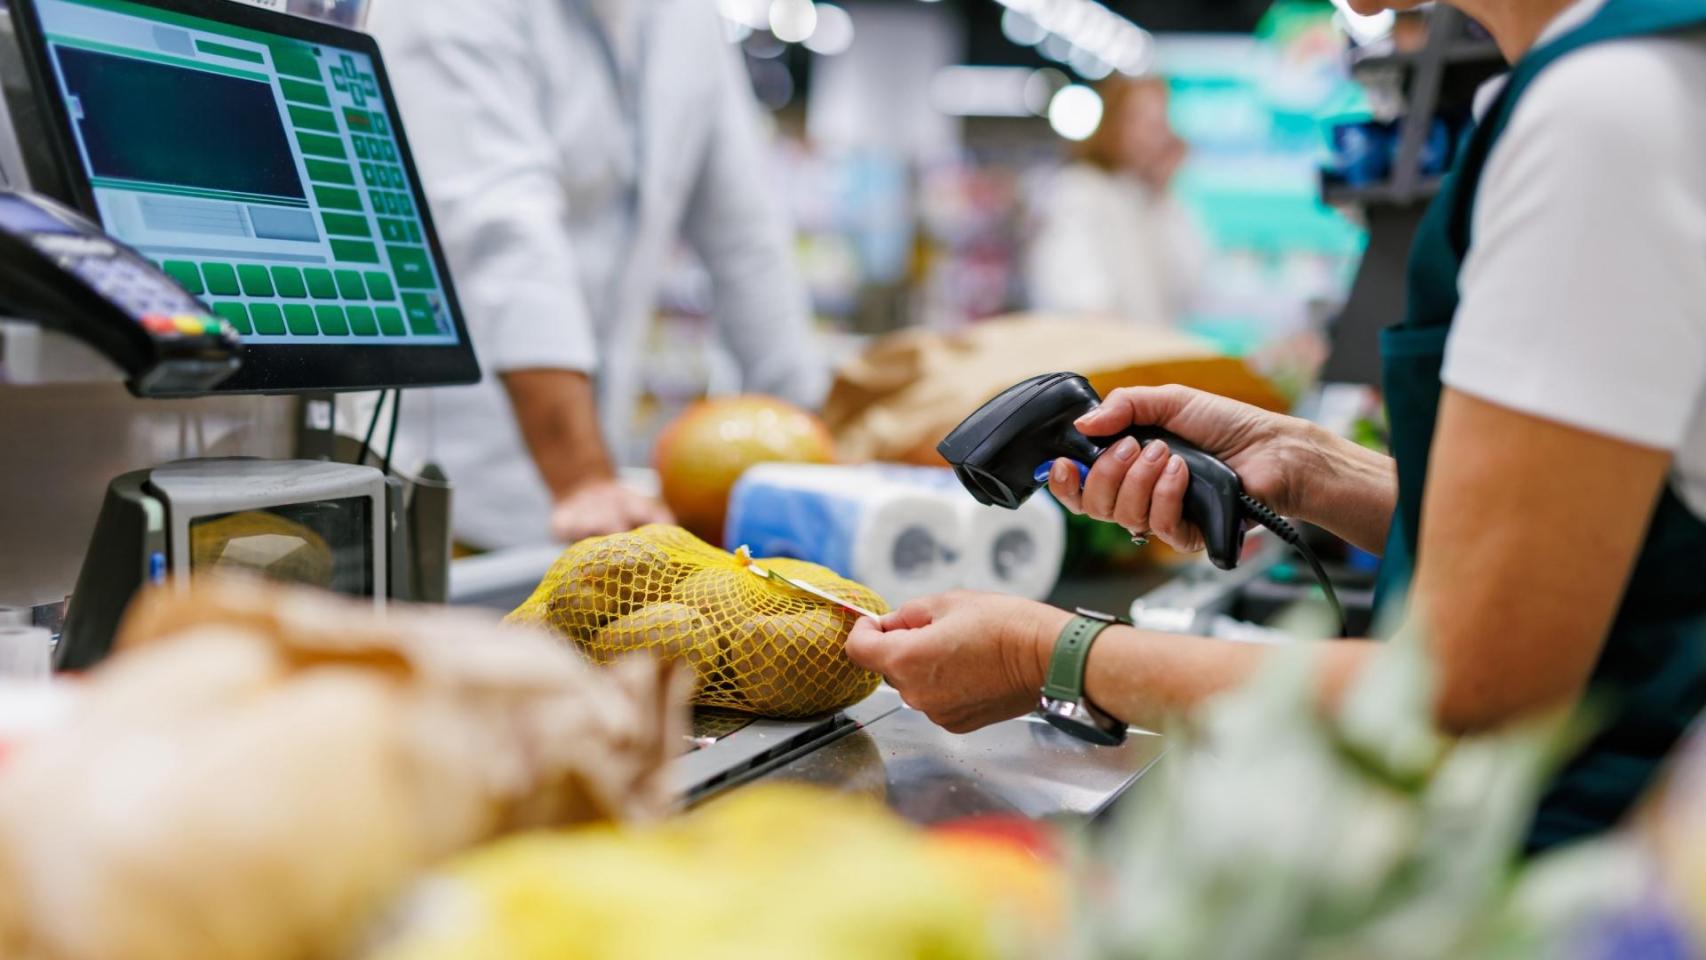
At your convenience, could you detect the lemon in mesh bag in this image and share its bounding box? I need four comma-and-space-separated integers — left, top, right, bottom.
508, 525, 886, 718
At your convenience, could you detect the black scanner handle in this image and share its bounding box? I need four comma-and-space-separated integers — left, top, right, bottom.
939, 372, 1345, 634
1077, 426, 1248, 572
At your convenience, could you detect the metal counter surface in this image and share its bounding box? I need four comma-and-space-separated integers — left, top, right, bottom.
686, 688, 1165, 825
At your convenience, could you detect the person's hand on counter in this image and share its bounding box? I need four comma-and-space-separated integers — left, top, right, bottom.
501, 369, 675, 543
845, 592, 1073, 734
550, 478, 674, 543
1048, 385, 1398, 556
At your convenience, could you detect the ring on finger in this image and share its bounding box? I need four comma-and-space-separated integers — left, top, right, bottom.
1127, 529, 1151, 547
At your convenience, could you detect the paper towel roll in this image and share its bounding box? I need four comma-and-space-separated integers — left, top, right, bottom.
956, 495, 1064, 600
852, 465, 1065, 601
724, 464, 963, 607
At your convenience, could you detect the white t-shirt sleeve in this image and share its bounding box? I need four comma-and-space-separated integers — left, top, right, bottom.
1442, 38, 1706, 452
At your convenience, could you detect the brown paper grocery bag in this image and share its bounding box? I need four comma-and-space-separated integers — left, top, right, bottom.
823, 314, 1290, 464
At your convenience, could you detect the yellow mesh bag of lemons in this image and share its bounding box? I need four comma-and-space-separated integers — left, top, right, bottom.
507, 524, 886, 718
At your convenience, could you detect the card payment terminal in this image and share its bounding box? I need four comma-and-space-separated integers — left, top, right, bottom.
0, 189, 240, 395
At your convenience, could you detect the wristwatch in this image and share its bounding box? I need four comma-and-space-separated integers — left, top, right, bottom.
1037, 608, 1129, 746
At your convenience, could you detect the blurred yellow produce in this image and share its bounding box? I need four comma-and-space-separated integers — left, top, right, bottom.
368, 785, 1064, 960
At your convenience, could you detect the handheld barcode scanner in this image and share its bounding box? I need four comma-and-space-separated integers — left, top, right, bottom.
939, 372, 1247, 571
939, 372, 1346, 633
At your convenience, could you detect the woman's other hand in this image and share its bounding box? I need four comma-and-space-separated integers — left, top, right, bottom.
1047, 385, 1332, 553
844, 593, 1073, 734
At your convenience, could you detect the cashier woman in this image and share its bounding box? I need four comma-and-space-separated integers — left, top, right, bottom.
368, 0, 827, 549
850, 0, 1706, 852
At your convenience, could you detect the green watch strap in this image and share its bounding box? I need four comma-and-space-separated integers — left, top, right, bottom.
1042, 615, 1114, 702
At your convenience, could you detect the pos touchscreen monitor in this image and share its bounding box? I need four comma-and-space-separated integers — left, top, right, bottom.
7, 0, 480, 392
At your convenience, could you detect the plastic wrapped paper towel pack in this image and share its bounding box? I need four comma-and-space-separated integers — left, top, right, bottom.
723, 463, 962, 606
856, 464, 1065, 601
724, 464, 1065, 606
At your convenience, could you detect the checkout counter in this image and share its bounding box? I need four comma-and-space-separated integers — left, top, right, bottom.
0, 0, 1178, 828
451, 515, 1343, 821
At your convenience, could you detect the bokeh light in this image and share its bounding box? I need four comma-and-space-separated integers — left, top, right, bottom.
769, 0, 819, 44
805, 4, 854, 56
1047, 84, 1103, 141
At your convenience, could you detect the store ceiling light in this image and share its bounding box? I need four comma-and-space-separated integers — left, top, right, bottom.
992, 0, 1153, 76
769, 0, 818, 43
1068, 45, 1113, 80
805, 3, 854, 55
1047, 83, 1103, 140
1329, 0, 1395, 44
719, 0, 771, 29
745, 30, 787, 58
1038, 32, 1073, 63
1000, 8, 1048, 47
1023, 67, 1069, 115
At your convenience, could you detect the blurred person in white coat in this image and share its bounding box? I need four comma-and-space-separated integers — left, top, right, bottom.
369, 0, 828, 549
1026, 75, 1207, 327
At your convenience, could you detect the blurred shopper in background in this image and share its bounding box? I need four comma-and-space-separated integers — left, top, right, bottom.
369, 0, 828, 549
1026, 75, 1207, 327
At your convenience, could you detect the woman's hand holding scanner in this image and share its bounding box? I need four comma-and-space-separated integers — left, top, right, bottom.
845, 594, 1072, 734
937, 373, 1355, 632
1049, 384, 1399, 558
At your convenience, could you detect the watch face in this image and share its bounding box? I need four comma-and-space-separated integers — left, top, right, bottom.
1038, 698, 1128, 746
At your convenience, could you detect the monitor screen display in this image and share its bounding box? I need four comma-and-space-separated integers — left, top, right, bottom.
26, 0, 466, 355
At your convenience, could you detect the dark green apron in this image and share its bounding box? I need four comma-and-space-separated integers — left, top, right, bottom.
1379, 0, 1706, 852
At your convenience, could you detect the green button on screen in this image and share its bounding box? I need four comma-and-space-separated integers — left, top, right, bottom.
237, 264, 274, 297
270, 266, 308, 298
375, 306, 406, 336
388, 247, 434, 289
304, 268, 338, 299
163, 260, 203, 295
210, 302, 250, 334
402, 292, 439, 334
202, 263, 240, 296
334, 269, 367, 299
330, 239, 379, 264
315, 305, 349, 335
283, 305, 318, 335
347, 306, 378, 336
249, 303, 287, 335
364, 272, 396, 300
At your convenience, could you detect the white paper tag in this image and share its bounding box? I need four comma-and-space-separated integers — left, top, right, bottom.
225, 0, 288, 11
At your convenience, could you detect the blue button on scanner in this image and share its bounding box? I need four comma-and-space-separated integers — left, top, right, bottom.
1033, 460, 1090, 485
